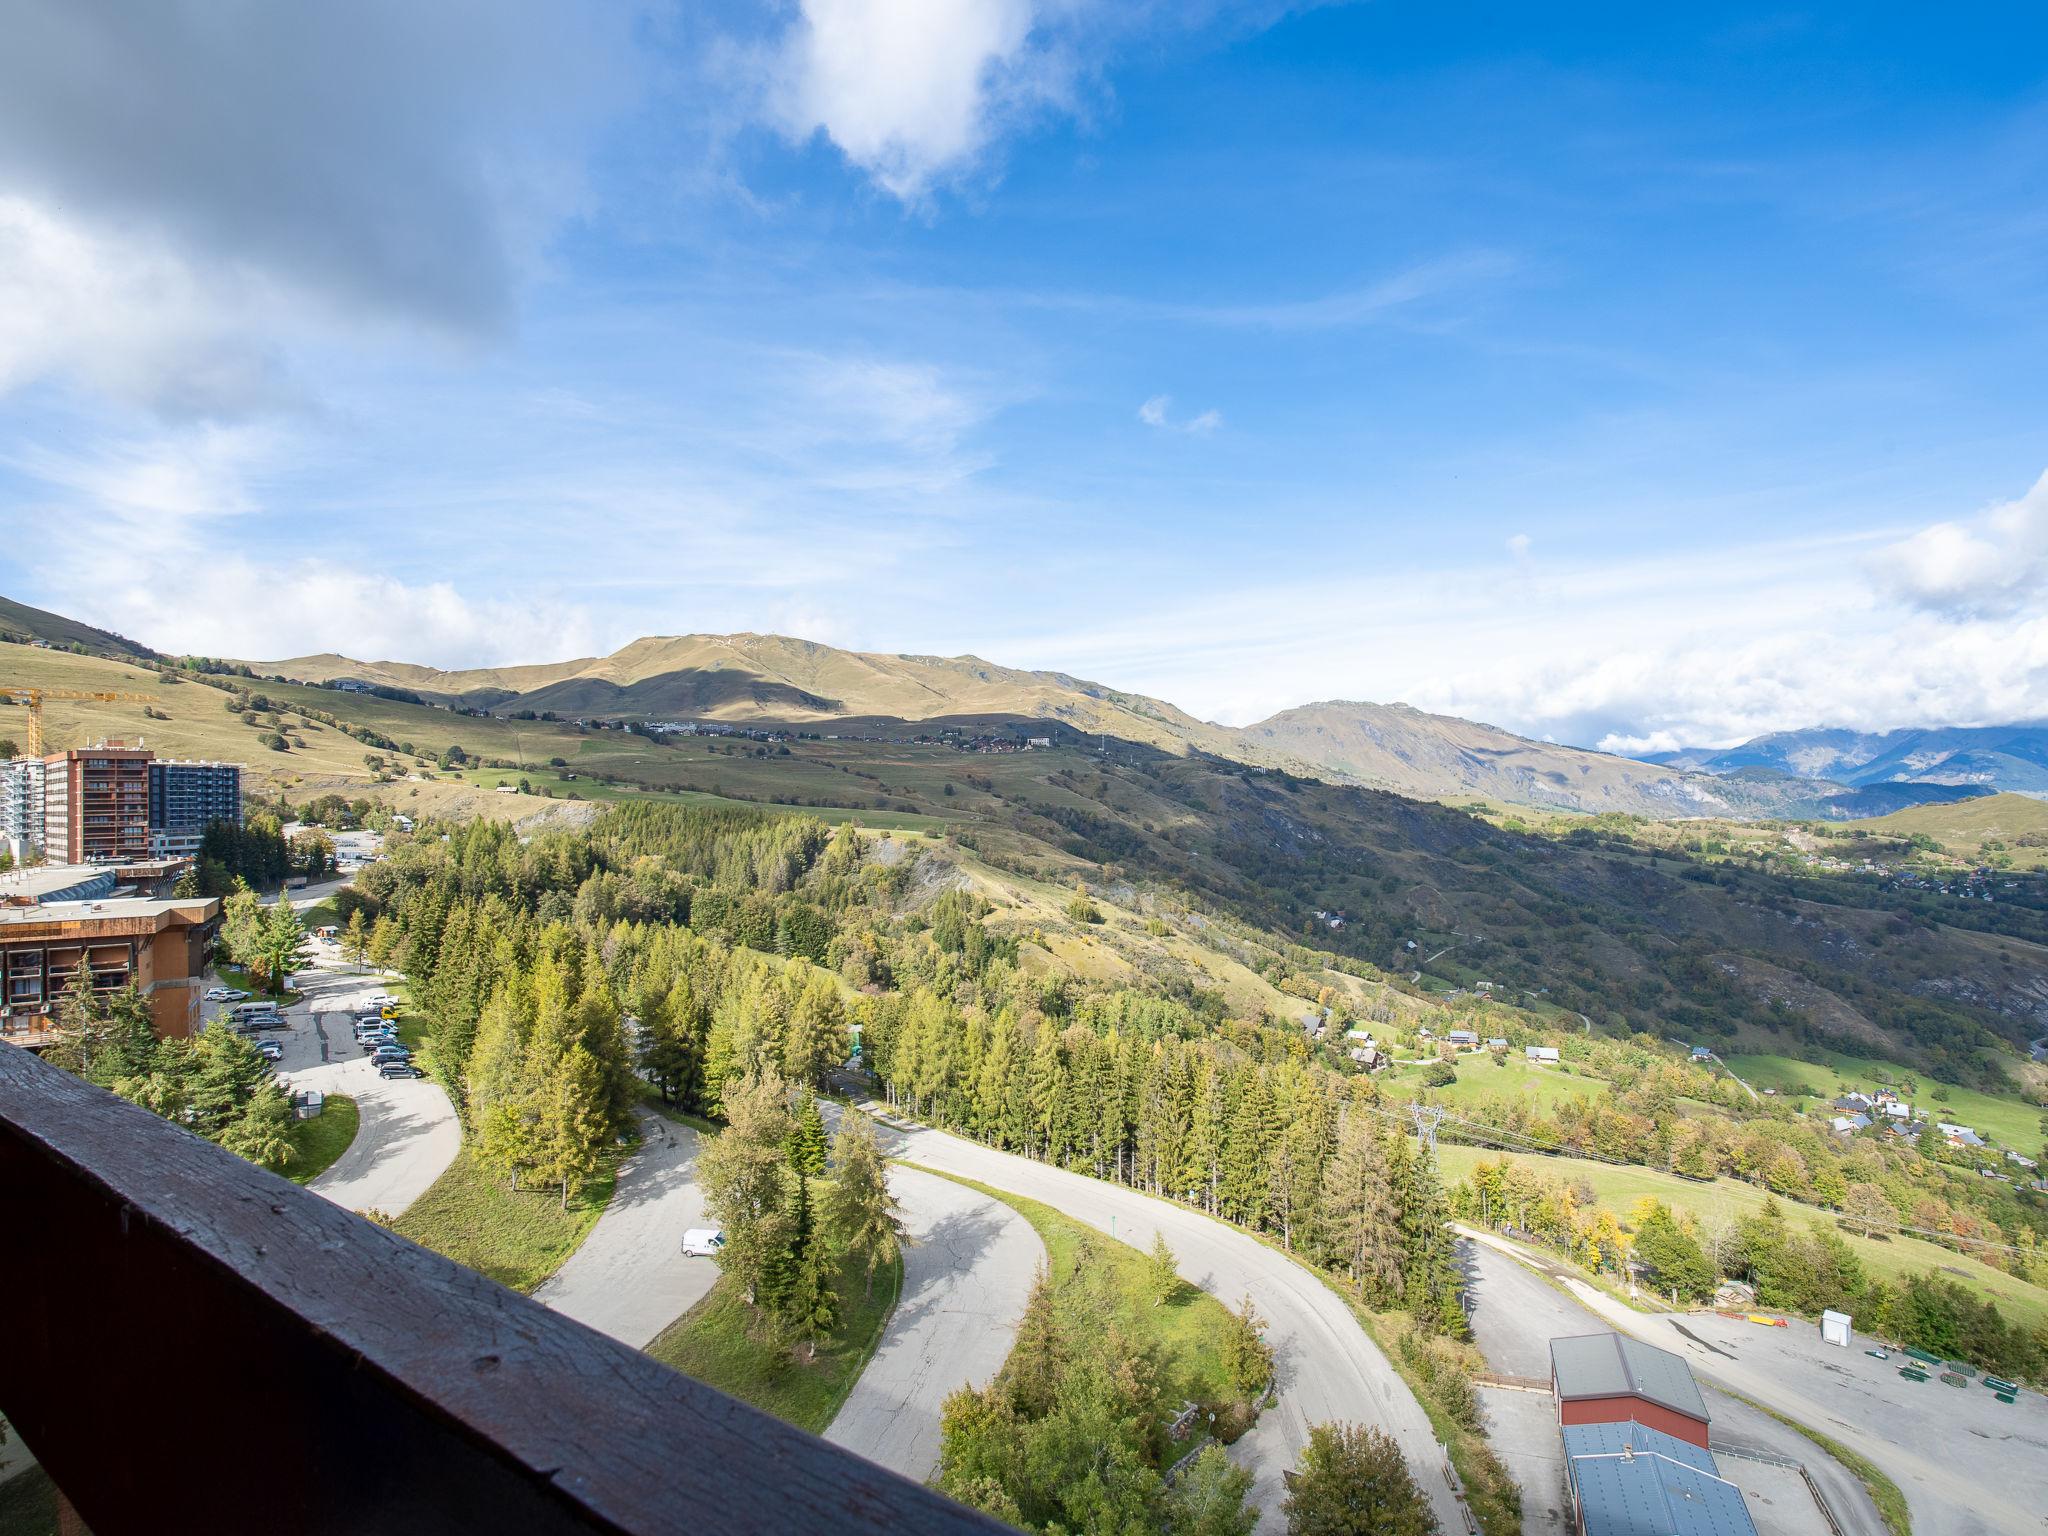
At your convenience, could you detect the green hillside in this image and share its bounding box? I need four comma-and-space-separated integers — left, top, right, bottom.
1841, 792, 2048, 869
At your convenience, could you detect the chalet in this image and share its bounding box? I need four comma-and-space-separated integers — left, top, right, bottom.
1689, 1046, 1714, 1062
1527, 1045, 1561, 1064
1829, 1114, 1871, 1136
1486, 1038, 1508, 1051
1448, 1029, 1480, 1048
2006, 1151, 2039, 1171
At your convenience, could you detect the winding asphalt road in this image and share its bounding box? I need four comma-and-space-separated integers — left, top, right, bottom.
824, 1163, 1044, 1482
854, 1102, 1466, 1535
534, 1111, 721, 1348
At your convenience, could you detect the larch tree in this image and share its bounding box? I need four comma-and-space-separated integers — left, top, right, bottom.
821, 1108, 903, 1299
698, 1070, 798, 1306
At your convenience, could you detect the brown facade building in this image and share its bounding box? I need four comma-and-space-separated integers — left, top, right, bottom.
43, 747, 153, 866
0, 895, 221, 1048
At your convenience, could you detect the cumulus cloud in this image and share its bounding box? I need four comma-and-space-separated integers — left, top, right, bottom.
1871, 468, 2048, 617
765, 0, 1071, 198
1137, 395, 1222, 434
0, 0, 636, 416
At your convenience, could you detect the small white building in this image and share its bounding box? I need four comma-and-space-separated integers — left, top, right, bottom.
1526, 1045, 1561, 1064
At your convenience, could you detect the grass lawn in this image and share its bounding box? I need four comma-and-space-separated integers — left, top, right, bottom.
1435, 1143, 2048, 1333
1724, 1050, 2046, 1159
284, 1092, 358, 1184
393, 1147, 620, 1292
918, 1168, 1244, 1445
645, 1239, 904, 1435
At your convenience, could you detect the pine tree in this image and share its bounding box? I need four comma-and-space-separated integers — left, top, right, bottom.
1222, 1294, 1274, 1398
253, 898, 309, 994
1320, 1111, 1403, 1303
787, 1096, 829, 1176
822, 1108, 903, 1298
1283, 1423, 1437, 1536
1146, 1231, 1180, 1306
219, 1081, 299, 1169
698, 1071, 797, 1306
343, 907, 370, 972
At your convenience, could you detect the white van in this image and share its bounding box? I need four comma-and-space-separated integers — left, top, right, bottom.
680, 1228, 725, 1258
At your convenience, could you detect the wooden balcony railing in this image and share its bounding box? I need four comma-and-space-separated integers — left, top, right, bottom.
0, 1045, 1011, 1536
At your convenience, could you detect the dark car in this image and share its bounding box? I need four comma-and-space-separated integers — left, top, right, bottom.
377, 1062, 423, 1080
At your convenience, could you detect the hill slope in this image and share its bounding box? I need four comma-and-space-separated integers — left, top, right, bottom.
1235, 700, 1980, 820
0, 595, 157, 660
255, 634, 1250, 758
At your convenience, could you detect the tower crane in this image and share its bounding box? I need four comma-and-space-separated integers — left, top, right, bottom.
0, 687, 161, 758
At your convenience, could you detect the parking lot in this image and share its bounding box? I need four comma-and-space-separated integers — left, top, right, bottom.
1458, 1235, 1867, 1536
203, 940, 458, 1218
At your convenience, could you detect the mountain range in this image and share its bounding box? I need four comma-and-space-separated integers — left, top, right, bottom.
1641, 725, 2048, 797
0, 592, 2021, 820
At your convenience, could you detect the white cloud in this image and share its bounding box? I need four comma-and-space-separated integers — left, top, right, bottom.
0, 2, 636, 419
1506, 531, 1532, 559
766, 0, 1063, 198
1870, 468, 2048, 617
1137, 394, 1222, 434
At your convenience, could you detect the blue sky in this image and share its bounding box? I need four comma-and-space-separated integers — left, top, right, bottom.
3, 1, 2046, 749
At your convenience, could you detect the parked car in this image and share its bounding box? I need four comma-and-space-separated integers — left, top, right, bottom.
212, 987, 251, 1002
362, 1036, 401, 1054
378, 1062, 423, 1080
372, 1045, 412, 1064
255, 1040, 284, 1061
680, 1228, 725, 1257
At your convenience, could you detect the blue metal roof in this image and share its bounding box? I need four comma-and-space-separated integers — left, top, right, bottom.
1569, 1451, 1756, 1536
1562, 1421, 1716, 1476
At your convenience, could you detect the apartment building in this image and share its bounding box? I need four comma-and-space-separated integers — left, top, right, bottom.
43, 747, 153, 866
149, 759, 243, 859
0, 894, 221, 1045
1, 757, 44, 865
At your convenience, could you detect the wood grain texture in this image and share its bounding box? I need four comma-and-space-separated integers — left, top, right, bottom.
0, 1045, 1010, 1536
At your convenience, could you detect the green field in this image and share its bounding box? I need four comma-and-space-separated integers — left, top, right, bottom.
285, 1093, 358, 1184
1381, 1050, 1606, 1115
1724, 1050, 2047, 1159
645, 1242, 903, 1434
392, 1148, 619, 1292
1435, 1143, 2048, 1333
1841, 792, 2048, 870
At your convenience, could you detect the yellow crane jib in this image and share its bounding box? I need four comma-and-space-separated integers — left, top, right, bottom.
1, 687, 160, 758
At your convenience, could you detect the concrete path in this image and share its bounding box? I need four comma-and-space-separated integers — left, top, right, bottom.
825, 1164, 1044, 1482
851, 1101, 1465, 1535
1458, 1224, 2046, 1536
534, 1111, 720, 1349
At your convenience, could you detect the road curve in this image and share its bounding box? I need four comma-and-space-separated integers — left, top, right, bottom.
534, 1111, 720, 1348
825, 1163, 1045, 1482
854, 1102, 1465, 1534
259, 966, 460, 1219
